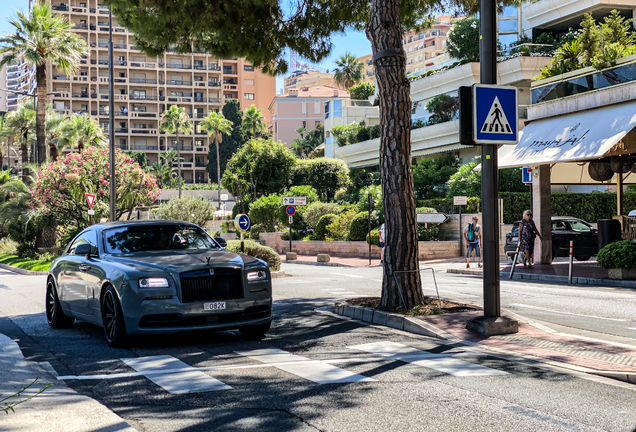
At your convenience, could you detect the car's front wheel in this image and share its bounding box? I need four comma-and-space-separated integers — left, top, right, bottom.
575, 256, 591, 261
239, 321, 271, 338
46, 280, 74, 328
102, 285, 129, 347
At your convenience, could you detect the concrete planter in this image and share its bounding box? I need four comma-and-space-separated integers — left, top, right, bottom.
608, 268, 636, 280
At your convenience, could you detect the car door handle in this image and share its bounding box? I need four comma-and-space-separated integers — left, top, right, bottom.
79, 264, 91, 271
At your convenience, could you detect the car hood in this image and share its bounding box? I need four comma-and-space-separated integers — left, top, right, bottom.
104, 249, 262, 273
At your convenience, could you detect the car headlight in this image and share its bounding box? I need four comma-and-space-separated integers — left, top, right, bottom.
246, 270, 268, 282
139, 278, 169, 288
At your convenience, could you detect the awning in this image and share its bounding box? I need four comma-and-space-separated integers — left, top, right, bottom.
499, 100, 636, 168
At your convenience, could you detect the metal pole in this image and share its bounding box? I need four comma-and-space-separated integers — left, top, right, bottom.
289, 217, 292, 253
108, 9, 116, 221
509, 242, 520, 279
458, 205, 462, 257
481, 0, 501, 317
240, 231, 244, 253
568, 240, 574, 284
368, 192, 372, 266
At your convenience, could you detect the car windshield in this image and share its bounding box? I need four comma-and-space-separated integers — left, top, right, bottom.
103, 224, 219, 254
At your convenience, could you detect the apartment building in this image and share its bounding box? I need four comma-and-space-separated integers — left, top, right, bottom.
47, 0, 275, 185
1, 55, 36, 112
284, 70, 338, 92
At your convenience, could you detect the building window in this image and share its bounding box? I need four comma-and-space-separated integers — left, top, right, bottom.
244, 93, 255, 100
498, 19, 518, 33
244, 64, 254, 71
324, 101, 330, 119
314, 101, 320, 114
333, 100, 342, 118
275, 122, 278, 133
499, 5, 518, 17
302, 120, 306, 129
302, 101, 307, 114
244, 79, 254, 86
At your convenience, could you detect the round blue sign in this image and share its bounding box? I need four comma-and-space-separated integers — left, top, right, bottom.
234, 214, 251, 231
286, 206, 296, 216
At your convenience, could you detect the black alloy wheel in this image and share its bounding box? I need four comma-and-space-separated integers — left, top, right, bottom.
46, 280, 74, 328
101, 286, 129, 347
575, 256, 591, 261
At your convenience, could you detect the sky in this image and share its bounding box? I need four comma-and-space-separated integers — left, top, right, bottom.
0, 1, 373, 92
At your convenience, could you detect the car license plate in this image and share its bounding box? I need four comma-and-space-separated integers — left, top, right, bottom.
512, 237, 518, 242
204, 301, 226, 311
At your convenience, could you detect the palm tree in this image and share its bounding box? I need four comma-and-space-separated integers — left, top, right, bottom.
45, 110, 66, 161
150, 159, 173, 188
241, 105, 266, 137
200, 112, 233, 209
5, 103, 35, 180
333, 53, 364, 90
0, 1, 86, 165
159, 105, 192, 198
295, 126, 306, 140
57, 113, 106, 153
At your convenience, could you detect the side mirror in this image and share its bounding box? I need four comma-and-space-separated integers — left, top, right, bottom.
74, 243, 92, 257
214, 237, 227, 248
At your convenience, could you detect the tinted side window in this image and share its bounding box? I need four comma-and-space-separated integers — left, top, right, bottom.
67, 230, 98, 255
568, 220, 591, 232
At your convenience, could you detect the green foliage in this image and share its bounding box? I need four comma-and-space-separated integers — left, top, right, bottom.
446, 18, 480, 62
126, 151, 148, 168
356, 184, 384, 224
276, 185, 320, 230
292, 157, 350, 202
248, 194, 282, 232
303, 202, 342, 229
222, 138, 297, 199
325, 209, 357, 241
57, 113, 106, 153
331, 121, 366, 147
413, 154, 459, 200
597, 240, 636, 269
153, 195, 217, 227
416, 197, 481, 214
417, 224, 439, 241
348, 211, 379, 241
333, 53, 364, 89
242, 104, 267, 138
0, 253, 54, 272
499, 168, 528, 193
291, 123, 324, 158
348, 82, 375, 100
225, 240, 281, 271
207, 100, 246, 184
367, 229, 380, 247
249, 223, 266, 240
1, 377, 51, 414
416, 207, 437, 213
315, 214, 336, 240
425, 94, 459, 125
499, 192, 531, 224
370, 124, 381, 139
446, 161, 481, 198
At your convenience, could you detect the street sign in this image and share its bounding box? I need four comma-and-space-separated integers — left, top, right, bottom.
289, 215, 293, 224
282, 196, 307, 206
220, 194, 229, 201
286, 206, 296, 216
87, 210, 95, 216
453, 196, 468, 206
473, 84, 518, 144
416, 213, 448, 224
234, 214, 251, 231
522, 167, 533, 184
85, 193, 96, 210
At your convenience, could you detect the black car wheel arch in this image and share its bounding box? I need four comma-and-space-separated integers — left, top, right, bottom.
101, 285, 129, 347
46, 279, 74, 328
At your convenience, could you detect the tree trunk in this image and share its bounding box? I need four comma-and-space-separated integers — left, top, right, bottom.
177, 132, 182, 198
20, 140, 29, 182
367, 0, 423, 309
35, 65, 47, 165
215, 134, 221, 209
49, 144, 58, 162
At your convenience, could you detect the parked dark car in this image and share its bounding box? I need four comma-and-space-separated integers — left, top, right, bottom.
505, 216, 598, 261
46, 221, 272, 347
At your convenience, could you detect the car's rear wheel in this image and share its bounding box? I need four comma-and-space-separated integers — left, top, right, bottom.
239, 321, 271, 338
102, 286, 129, 347
46, 280, 74, 328
575, 256, 591, 261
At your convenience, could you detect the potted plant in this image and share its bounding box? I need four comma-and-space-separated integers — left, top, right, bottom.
597, 240, 636, 279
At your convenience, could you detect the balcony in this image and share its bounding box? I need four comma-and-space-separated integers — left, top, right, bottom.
129, 62, 157, 68
73, 23, 88, 30
113, 44, 127, 49
130, 95, 158, 101
209, 65, 221, 71
52, 4, 69, 11
114, 128, 128, 133
71, 7, 87, 13
193, 97, 205, 102
130, 78, 158, 84
98, 43, 109, 48
167, 80, 193, 86
223, 68, 237, 74
130, 128, 157, 134
167, 96, 192, 103
195, 162, 206, 167
208, 82, 221, 87
193, 64, 206, 70
53, 76, 71, 81
72, 93, 90, 98
208, 98, 222, 103
165, 63, 192, 69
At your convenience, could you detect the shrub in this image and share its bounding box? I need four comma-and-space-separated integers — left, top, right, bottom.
356, 126, 371, 143
153, 195, 216, 227
225, 240, 281, 271
417, 224, 440, 241
249, 223, 266, 240
292, 158, 351, 202
597, 240, 636, 269
348, 212, 379, 241
370, 124, 381, 139
326, 209, 357, 241
416, 207, 437, 214
0, 238, 18, 255
348, 82, 375, 100
367, 229, 380, 247
248, 194, 282, 232
303, 202, 342, 229
315, 214, 336, 240
357, 184, 384, 224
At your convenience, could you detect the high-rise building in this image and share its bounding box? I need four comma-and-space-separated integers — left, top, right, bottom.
1, 54, 36, 112
47, 1, 275, 185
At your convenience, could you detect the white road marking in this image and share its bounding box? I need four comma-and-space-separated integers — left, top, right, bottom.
342, 295, 367, 298
348, 341, 508, 377
330, 273, 364, 278
509, 304, 629, 322
234, 348, 375, 384
628, 328, 636, 330
322, 289, 345, 292
121, 355, 232, 394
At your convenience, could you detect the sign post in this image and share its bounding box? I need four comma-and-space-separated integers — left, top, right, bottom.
85, 193, 96, 224
368, 193, 372, 266
234, 214, 250, 253
454, 196, 467, 257
286, 206, 296, 253
465, 0, 519, 335
523, 167, 533, 213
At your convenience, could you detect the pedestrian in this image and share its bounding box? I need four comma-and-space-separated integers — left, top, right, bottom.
518, 210, 542, 267
378, 223, 385, 266
464, 216, 482, 268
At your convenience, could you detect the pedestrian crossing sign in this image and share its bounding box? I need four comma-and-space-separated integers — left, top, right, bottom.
473, 84, 518, 144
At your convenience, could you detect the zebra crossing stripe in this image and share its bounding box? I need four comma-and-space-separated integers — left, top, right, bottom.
121, 355, 232, 394
235, 348, 375, 384
347, 341, 508, 377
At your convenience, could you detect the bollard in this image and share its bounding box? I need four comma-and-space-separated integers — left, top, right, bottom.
509, 241, 521, 279
568, 240, 574, 284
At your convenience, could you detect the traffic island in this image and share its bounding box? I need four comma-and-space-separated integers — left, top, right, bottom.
465, 315, 519, 336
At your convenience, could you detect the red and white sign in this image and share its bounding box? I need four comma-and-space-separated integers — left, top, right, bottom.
85, 193, 96, 210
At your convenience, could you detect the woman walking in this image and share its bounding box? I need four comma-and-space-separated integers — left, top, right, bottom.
518, 210, 542, 267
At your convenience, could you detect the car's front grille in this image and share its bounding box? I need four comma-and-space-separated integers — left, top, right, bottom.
180, 268, 243, 303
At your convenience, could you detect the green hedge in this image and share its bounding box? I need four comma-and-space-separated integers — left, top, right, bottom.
315, 214, 336, 240
367, 229, 381, 247
416, 197, 481, 214
225, 240, 281, 271
597, 240, 636, 269
348, 212, 379, 241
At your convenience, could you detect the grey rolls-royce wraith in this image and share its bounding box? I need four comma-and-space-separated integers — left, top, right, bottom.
46, 221, 272, 347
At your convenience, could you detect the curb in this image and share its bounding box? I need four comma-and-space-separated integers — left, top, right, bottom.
270, 270, 287, 278
447, 268, 636, 289
0, 263, 49, 276
283, 260, 357, 268
333, 301, 451, 339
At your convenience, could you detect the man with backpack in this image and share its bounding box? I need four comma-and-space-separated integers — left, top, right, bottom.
464, 216, 482, 268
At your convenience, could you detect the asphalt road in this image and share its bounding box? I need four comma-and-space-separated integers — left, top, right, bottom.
1, 266, 636, 432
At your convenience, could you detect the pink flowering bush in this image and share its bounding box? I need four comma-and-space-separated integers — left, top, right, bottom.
32, 147, 160, 229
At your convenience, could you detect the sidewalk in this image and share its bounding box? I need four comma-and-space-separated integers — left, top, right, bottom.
280, 253, 466, 267
0, 333, 137, 432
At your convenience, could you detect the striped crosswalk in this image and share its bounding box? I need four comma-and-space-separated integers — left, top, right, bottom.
57, 341, 507, 394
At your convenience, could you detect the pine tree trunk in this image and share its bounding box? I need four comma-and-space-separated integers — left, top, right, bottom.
36, 65, 47, 165
367, 0, 424, 309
